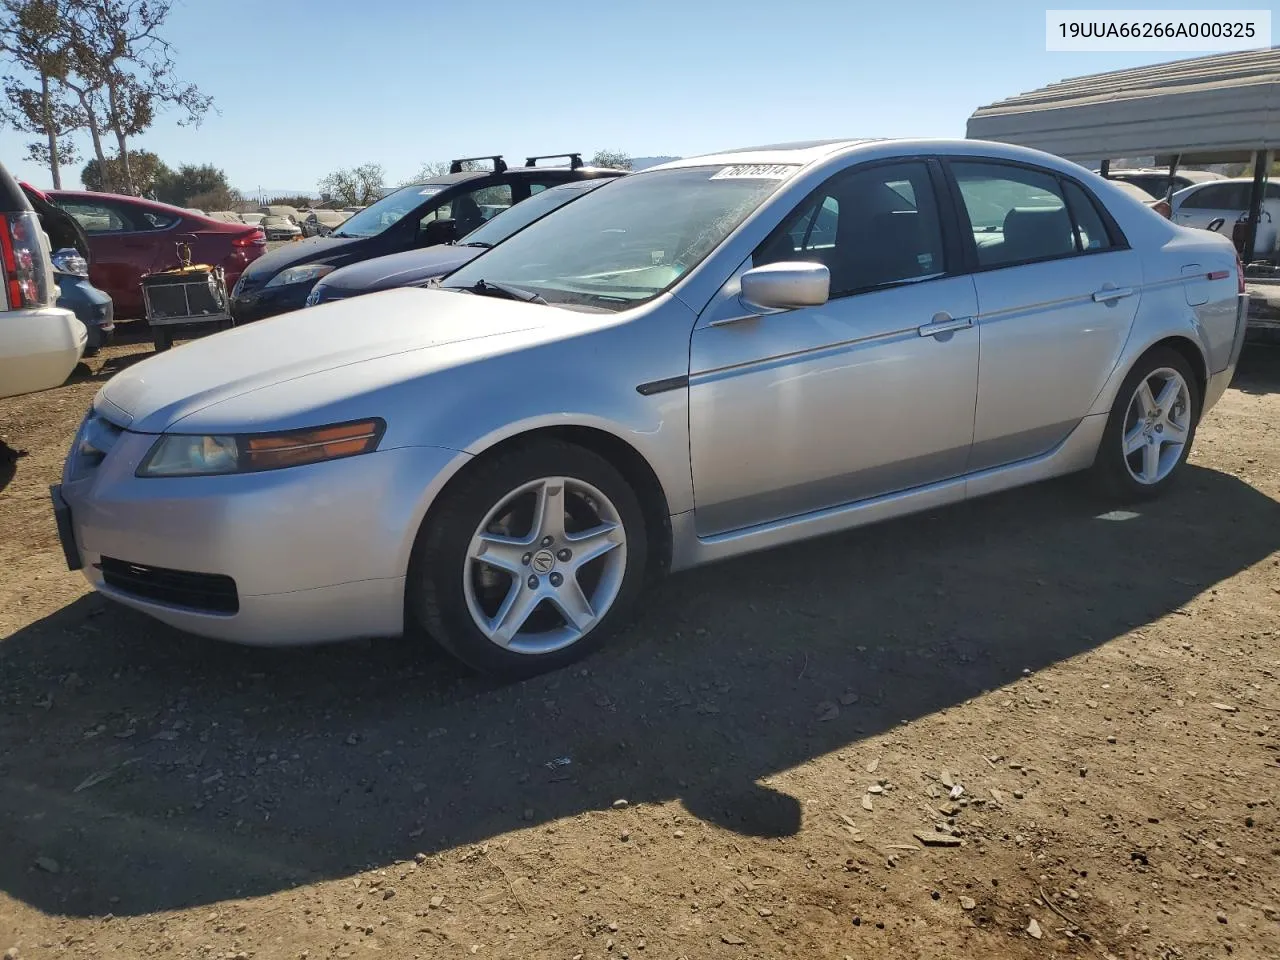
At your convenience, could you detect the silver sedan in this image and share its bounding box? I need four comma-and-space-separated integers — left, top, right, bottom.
54, 138, 1248, 675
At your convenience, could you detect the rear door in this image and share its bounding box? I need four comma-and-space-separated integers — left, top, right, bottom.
946, 159, 1143, 470
1173, 183, 1247, 229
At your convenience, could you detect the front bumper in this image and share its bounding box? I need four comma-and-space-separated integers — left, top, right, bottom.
58, 430, 470, 646
230, 281, 313, 323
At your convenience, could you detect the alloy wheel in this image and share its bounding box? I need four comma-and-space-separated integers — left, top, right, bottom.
1121, 366, 1191, 485
463, 476, 627, 654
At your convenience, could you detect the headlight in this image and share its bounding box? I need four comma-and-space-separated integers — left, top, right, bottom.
137, 419, 385, 477
304, 284, 326, 307
51, 247, 89, 277
264, 263, 335, 287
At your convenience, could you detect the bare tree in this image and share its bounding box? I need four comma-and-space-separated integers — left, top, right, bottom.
63, 0, 211, 195
0, 0, 81, 187
318, 163, 386, 206
590, 149, 632, 171
402, 159, 486, 185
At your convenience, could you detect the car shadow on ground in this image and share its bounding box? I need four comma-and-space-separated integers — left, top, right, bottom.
2, 463, 1278, 918
0, 440, 24, 493
1234, 339, 1280, 395
68, 349, 152, 384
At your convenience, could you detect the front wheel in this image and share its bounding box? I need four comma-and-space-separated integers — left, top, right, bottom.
409, 441, 648, 676
1092, 347, 1200, 500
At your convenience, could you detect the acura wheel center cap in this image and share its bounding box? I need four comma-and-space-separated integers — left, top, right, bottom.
531, 549, 556, 574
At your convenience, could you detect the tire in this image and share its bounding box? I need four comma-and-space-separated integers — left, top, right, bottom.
152, 327, 172, 352
82, 328, 101, 358
409, 440, 649, 677
1092, 346, 1200, 501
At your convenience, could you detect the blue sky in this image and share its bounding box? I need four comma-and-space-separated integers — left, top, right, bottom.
0, 0, 1265, 193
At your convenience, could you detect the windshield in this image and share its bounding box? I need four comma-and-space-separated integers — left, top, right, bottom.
444, 165, 795, 311
334, 183, 445, 238
459, 181, 608, 248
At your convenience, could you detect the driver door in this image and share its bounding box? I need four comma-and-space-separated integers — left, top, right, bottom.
688, 159, 980, 536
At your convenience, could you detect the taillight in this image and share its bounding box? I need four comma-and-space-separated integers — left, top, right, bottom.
1236, 254, 1246, 295
232, 229, 266, 248
0, 211, 51, 310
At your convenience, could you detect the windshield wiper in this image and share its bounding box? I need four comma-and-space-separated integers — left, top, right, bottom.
459, 278, 546, 304
459, 240, 493, 248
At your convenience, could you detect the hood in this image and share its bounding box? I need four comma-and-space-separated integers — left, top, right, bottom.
319, 245, 482, 295
97, 287, 555, 433
236, 234, 363, 284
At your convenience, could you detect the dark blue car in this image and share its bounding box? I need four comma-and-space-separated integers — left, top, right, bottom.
305, 178, 617, 307
231, 154, 624, 323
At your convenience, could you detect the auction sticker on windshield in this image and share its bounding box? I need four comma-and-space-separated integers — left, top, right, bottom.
710, 164, 798, 180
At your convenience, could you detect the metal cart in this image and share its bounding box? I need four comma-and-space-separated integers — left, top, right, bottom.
140, 238, 232, 352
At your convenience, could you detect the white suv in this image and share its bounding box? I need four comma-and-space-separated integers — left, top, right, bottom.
0, 160, 84, 399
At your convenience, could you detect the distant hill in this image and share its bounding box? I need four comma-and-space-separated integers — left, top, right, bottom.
629, 156, 680, 171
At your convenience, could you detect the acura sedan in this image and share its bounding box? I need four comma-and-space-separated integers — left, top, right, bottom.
54, 139, 1248, 676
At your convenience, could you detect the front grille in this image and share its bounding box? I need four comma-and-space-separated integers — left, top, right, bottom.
101, 557, 239, 614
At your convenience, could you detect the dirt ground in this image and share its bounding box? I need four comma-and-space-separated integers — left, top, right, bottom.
1, 333, 1278, 960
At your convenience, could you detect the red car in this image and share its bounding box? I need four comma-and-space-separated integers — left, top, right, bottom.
48, 190, 266, 319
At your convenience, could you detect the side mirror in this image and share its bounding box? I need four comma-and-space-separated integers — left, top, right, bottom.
420, 218, 458, 246
739, 261, 830, 312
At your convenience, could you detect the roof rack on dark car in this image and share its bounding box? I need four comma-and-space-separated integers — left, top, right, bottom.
525, 153, 583, 170
449, 155, 507, 174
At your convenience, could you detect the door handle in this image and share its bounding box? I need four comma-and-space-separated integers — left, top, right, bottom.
1092, 286, 1134, 303
917, 314, 973, 337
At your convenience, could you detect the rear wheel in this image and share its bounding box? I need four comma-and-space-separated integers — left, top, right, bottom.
410, 441, 648, 676
1092, 347, 1200, 500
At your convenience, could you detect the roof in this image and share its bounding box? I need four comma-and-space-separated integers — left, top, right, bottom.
967, 47, 1280, 161
652, 139, 878, 171
48, 189, 206, 219
412, 165, 622, 189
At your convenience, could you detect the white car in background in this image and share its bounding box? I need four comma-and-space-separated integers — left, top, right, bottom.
0, 161, 84, 399
1170, 178, 1280, 261
261, 214, 302, 241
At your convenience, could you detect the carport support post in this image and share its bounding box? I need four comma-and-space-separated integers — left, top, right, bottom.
1165, 154, 1181, 200
1242, 149, 1269, 265
1099, 159, 1110, 178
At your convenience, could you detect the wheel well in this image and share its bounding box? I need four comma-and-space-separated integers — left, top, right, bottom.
1143, 336, 1208, 412
428, 426, 674, 579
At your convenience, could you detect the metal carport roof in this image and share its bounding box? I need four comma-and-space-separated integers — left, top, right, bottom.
966, 47, 1280, 163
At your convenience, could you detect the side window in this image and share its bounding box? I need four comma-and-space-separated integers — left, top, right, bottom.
755, 161, 946, 296
1062, 181, 1114, 252
785, 196, 838, 252
137, 210, 178, 230
419, 183, 513, 237
1266, 183, 1280, 201
952, 162, 1075, 268
1132, 176, 1167, 198
58, 200, 128, 234
1182, 185, 1230, 210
